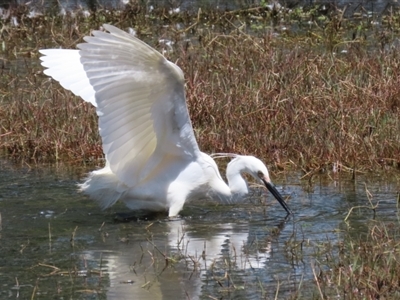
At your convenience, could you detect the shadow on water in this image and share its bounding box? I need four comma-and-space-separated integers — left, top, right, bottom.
0, 159, 399, 299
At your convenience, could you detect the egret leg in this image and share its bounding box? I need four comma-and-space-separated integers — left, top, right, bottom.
168, 196, 187, 217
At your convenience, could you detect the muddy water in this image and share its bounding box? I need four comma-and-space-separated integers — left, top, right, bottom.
0, 159, 398, 299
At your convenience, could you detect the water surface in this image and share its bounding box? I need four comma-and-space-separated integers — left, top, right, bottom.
0, 159, 398, 299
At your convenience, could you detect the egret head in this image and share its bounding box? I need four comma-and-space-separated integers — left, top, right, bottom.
228, 155, 292, 215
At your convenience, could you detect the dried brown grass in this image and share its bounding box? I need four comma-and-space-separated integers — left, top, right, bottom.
183, 33, 400, 171
0, 4, 399, 171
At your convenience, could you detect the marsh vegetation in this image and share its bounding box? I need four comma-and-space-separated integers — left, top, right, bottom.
0, 2, 399, 171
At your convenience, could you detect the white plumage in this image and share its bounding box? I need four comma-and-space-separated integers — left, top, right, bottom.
40, 24, 291, 217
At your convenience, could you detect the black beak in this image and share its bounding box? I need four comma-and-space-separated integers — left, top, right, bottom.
262, 179, 292, 215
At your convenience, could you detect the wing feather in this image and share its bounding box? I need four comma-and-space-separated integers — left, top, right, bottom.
103, 120, 153, 148
40, 24, 200, 186
39, 49, 97, 106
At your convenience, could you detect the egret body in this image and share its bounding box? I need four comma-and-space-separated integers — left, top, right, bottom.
40, 24, 291, 217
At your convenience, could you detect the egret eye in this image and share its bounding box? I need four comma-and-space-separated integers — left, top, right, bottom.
257, 171, 264, 178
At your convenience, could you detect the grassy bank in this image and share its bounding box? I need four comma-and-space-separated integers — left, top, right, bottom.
0, 3, 399, 172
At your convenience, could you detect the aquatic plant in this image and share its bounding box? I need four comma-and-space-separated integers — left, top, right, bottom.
311, 221, 400, 299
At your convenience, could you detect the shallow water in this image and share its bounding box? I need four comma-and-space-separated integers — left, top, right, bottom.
0, 159, 399, 299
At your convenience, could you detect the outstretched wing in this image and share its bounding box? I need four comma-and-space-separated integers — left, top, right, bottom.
40, 24, 200, 186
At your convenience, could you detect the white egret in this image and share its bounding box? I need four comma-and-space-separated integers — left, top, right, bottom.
39, 24, 291, 217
